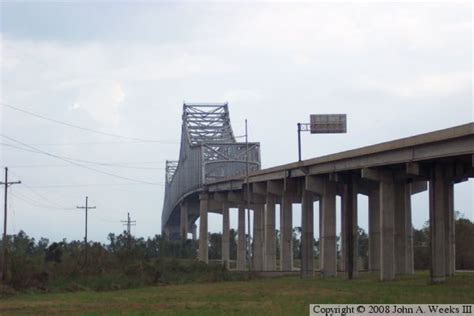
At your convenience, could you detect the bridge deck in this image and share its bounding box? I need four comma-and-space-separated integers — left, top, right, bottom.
207, 122, 473, 191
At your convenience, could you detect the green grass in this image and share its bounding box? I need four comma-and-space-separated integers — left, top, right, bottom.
0, 272, 473, 315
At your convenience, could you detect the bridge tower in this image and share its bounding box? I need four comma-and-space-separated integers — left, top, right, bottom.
162, 103, 261, 240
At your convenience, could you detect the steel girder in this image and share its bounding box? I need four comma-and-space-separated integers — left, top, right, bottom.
161, 103, 261, 238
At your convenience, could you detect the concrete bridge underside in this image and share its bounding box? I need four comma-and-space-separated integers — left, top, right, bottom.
195, 123, 473, 283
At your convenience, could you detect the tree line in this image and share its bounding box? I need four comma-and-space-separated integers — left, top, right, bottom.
0, 214, 472, 294
205, 215, 474, 271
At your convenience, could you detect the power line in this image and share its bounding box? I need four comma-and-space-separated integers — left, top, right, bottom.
7, 170, 71, 209
1, 142, 165, 170
6, 160, 165, 167
10, 191, 75, 211
23, 140, 178, 146
7, 164, 163, 170
1, 102, 178, 143
0, 135, 160, 185
21, 183, 165, 188
13, 180, 74, 210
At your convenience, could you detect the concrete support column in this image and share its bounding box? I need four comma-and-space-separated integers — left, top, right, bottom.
380, 177, 395, 281
406, 184, 414, 274
237, 206, 246, 271
319, 205, 323, 271
394, 182, 409, 275
180, 203, 188, 240
301, 189, 314, 277
280, 191, 293, 271
222, 202, 230, 269
253, 204, 264, 271
264, 194, 276, 271
429, 164, 448, 283
342, 179, 358, 279
340, 193, 346, 272
198, 194, 209, 263
321, 181, 337, 277
368, 188, 381, 273
446, 181, 455, 276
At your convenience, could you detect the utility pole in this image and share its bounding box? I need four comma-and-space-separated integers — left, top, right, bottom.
121, 212, 136, 248
245, 119, 252, 271
76, 196, 96, 266
0, 167, 21, 282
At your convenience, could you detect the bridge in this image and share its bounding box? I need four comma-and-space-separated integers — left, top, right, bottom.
161, 103, 261, 240
163, 107, 473, 283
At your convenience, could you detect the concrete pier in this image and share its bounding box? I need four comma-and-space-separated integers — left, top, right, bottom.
429, 164, 447, 283
301, 189, 314, 278
394, 182, 409, 275
198, 194, 208, 263
342, 178, 358, 279
222, 202, 230, 269
280, 191, 293, 271
406, 184, 414, 274
380, 175, 395, 281
253, 204, 264, 271
340, 193, 346, 272
368, 188, 381, 273
321, 181, 337, 277
237, 206, 246, 271
264, 194, 276, 271
446, 181, 455, 276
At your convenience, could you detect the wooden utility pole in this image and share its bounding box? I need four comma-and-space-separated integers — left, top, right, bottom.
76, 196, 96, 266
121, 212, 136, 248
0, 167, 21, 282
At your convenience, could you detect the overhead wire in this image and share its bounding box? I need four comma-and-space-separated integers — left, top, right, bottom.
8, 172, 137, 223
8, 171, 74, 210
0, 102, 179, 144
0, 134, 160, 185
24, 183, 165, 188
3, 163, 163, 170
1, 143, 165, 170
24, 140, 177, 146
10, 191, 75, 211
11, 189, 71, 210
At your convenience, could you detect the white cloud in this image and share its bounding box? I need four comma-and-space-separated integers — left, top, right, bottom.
72, 81, 125, 127
1, 36, 237, 128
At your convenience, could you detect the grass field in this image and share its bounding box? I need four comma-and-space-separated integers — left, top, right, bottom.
0, 272, 473, 315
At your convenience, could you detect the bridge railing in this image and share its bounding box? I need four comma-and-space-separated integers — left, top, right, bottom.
162, 142, 261, 231
162, 145, 203, 228
202, 142, 260, 183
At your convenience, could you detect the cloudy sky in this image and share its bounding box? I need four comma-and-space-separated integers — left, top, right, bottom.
0, 1, 472, 243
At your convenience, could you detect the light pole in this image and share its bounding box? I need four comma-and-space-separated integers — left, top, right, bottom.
245, 119, 252, 271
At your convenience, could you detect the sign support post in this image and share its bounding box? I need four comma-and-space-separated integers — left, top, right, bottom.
297, 114, 347, 161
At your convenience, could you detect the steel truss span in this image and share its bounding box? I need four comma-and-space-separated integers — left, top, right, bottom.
161, 103, 261, 238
